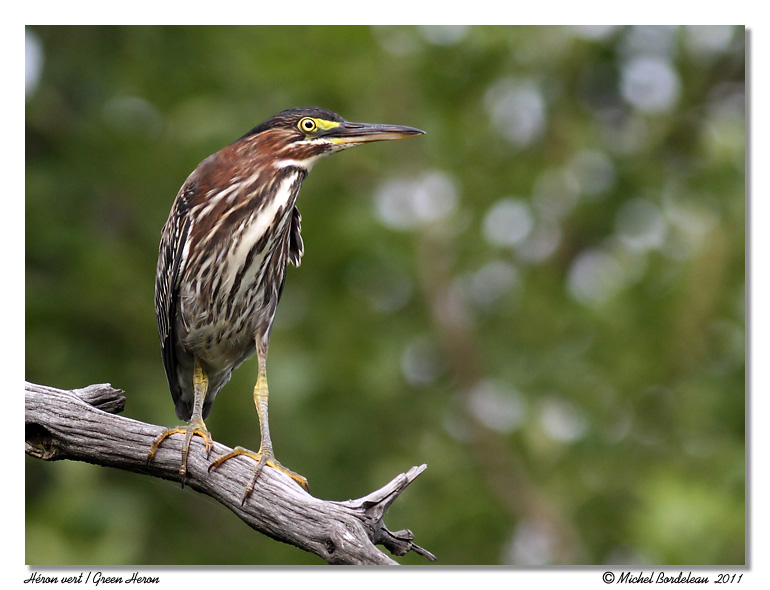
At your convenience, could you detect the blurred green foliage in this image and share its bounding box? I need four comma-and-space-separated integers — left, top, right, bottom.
25, 25, 744, 565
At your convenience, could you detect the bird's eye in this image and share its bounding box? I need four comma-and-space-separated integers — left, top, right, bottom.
298, 118, 317, 134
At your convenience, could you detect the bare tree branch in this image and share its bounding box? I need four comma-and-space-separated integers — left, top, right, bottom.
24, 381, 435, 565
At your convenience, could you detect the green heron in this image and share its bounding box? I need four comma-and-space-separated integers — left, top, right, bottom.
148, 107, 424, 497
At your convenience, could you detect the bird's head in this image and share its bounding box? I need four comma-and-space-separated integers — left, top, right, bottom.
238, 107, 425, 170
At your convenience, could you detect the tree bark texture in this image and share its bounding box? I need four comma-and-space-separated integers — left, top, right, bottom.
25, 381, 435, 565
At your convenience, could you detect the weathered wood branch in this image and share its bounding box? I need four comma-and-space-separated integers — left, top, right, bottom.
25, 381, 435, 565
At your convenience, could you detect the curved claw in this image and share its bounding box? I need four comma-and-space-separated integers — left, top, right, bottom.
147, 418, 212, 485
209, 446, 308, 502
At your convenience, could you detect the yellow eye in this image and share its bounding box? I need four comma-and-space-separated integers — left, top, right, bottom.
298, 117, 317, 133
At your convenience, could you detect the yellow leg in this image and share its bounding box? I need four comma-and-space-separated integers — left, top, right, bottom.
209, 345, 307, 500
148, 359, 213, 485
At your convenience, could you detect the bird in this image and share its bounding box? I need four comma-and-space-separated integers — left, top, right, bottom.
147, 107, 424, 498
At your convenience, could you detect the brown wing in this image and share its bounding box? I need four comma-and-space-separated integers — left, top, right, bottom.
155, 183, 193, 407
288, 206, 304, 267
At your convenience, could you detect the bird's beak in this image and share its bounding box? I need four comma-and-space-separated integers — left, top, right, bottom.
324, 121, 425, 146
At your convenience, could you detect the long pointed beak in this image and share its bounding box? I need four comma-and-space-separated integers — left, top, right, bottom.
324, 121, 425, 146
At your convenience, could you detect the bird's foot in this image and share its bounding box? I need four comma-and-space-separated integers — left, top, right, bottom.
147, 417, 213, 486
208, 446, 308, 502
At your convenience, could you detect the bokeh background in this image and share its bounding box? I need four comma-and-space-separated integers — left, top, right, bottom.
25, 25, 745, 565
